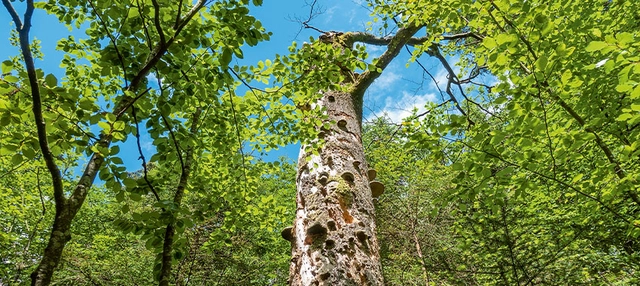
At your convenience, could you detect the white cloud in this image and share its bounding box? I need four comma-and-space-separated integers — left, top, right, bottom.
431, 68, 448, 91
364, 43, 385, 59
375, 91, 437, 124
142, 140, 154, 153
368, 68, 400, 100
323, 6, 337, 24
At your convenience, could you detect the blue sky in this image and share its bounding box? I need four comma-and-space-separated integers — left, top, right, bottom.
1, 0, 447, 172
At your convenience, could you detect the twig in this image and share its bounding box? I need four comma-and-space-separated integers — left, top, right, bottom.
226, 85, 248, 189
87, 0, 129, 86
131, 104, 160, 202
227, 67, 284, 136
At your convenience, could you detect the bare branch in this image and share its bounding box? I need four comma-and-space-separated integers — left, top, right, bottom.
1, 0, 23, 29
132, 104, 161, 202
289, 0, 327, 38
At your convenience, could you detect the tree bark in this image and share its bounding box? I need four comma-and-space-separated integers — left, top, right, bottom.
288, 90, 384, 285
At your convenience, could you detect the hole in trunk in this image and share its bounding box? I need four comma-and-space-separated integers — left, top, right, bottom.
327, 220, 337, 231
325, 239, 335, 249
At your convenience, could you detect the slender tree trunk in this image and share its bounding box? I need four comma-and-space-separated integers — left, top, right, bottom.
30, 206, 71, 285
411, 220, 430, 286
159, 109, 201, 286
288, 90, 384, 285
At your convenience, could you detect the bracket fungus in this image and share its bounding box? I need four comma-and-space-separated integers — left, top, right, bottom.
341, 171, 355, 183
369, 181, 385, 198
281, 226, 293, 242
367, 169, 377, 181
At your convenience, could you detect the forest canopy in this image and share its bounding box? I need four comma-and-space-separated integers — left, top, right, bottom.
1, 0, 639, 285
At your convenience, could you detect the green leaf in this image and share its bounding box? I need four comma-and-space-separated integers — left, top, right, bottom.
22, 147, 36, 159
483, 37, 497, 49
585, 41, 608, 52
45, 74, 57, 87
106, 113, 116, 123
1, 60, 12, 73
123, 178, 137, 188
97, 121, 111, 133
233, 47, 244, 59
116, 191, 125, 202
615, 32, 634, 44
4, 75, 18, 83
11, 154, 23, 165
571, 173, 584, 184
127, 8, 140, 18
535, 56, 548, 72
113, 121, 125, 131
221, 48, 232, 67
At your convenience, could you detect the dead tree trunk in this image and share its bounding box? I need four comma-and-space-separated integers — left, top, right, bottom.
284, 25, 422, 285
288, 90, 384, 285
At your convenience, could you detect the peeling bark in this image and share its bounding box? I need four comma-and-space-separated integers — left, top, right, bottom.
289, 91, 383, 285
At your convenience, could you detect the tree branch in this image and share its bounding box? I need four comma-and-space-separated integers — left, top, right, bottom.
1, 0, 22, 29
87, 0, 129, 86
151, 0, 166, 45
349, 24, 423, 97
3, 0, 65, 207
132, 105, 161, 202
345, 31, 480, 47
174, 0, 184, 29
159, 108, 201, 286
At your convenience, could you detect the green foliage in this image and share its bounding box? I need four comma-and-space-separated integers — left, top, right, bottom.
381, 0, 640, 284
1, 0, 308, 283
4, 0, 640, 284
365, 118, 474, 285
0, 159, 54, 284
